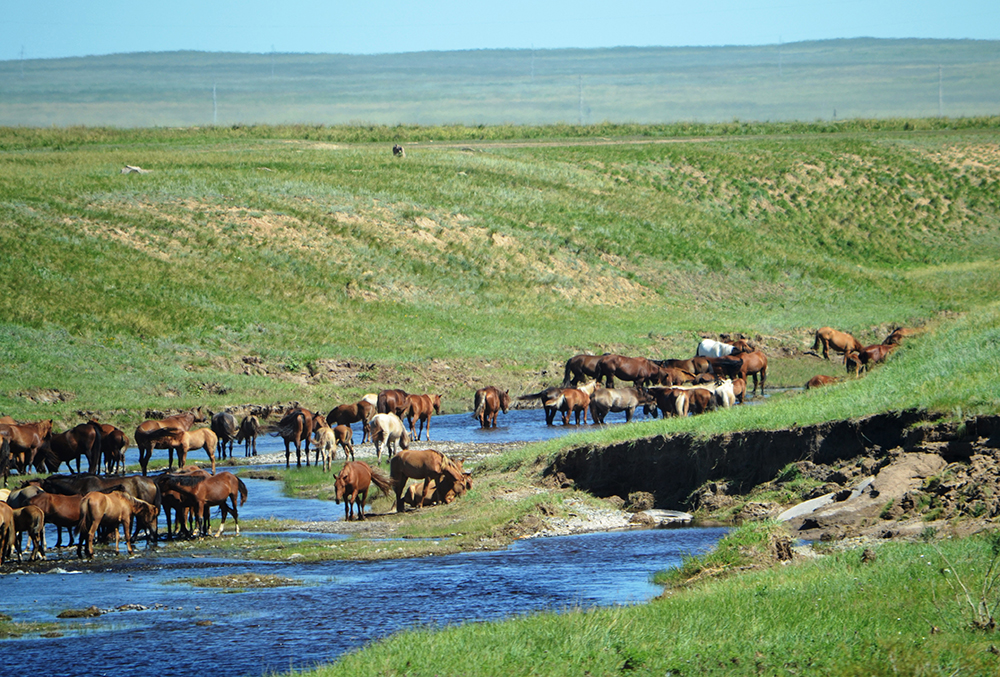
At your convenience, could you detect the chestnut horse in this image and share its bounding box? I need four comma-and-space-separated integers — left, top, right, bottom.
0, 419, 53, 474
156, 470, 247, 537
0, 502, 14, 565
91, 421, 128, 475
275, 408, 316, 468
333, 425, 355, 462
144, 427, 218, 473
846, 343, 897, 376
545, 388, 590, 425
327, 399, 376, 443
135, 407, 206, 476
806, 374, 839, 389
725, 351, 768, 396
77, 491, 158, 559
39, 421, 103, 474
474, 386, 510, 428
12, 505, 46, 562
647, 387, 690, 418
406, 394, 441, 441
390, 449, 465, 513
334, 461, 393, 520
561, 353, 606, 387
813, 327, 865, 360
595, 354, 660, 388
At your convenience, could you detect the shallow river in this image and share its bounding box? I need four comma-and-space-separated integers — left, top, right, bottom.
3, 410, 729, 676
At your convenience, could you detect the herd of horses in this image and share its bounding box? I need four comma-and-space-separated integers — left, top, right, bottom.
805, 325, 913, 388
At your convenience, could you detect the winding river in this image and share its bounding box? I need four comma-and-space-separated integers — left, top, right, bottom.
2, 410, 728, 676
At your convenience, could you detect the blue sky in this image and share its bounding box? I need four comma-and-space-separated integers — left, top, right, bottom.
4, 0, 997, 61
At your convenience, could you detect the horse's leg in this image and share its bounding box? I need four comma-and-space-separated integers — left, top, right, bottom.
284, 441, 291, 469
357, 488, 368, 520
207, 443, 216, 474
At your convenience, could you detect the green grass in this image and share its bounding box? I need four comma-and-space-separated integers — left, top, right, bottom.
295, 531, 1000, 676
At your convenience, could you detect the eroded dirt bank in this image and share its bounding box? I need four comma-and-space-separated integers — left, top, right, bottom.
546, 411, 1000, 539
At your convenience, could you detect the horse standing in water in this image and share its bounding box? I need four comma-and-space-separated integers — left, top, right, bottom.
38, 421, 103, 474
211, 411, 238, 460
236, 415, 261, 457
134, 408, 206, 476
327, 399, 376, 443
275, 408, 316, 468
473, 386, 510, 428
406, 393, 441, 441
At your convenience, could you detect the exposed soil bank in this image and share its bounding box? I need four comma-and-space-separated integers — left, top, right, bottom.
546, 411, 1000, 539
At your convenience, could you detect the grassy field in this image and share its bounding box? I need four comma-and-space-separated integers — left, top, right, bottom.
1, 39, 998, 126
2, 120, 1000, 426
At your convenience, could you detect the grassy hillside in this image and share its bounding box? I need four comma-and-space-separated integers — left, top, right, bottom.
1, 120, 999, 424
0, 39, 998, 126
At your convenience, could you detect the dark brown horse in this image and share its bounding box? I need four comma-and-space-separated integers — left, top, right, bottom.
595, 354, 660, 388
376, 389, 412, 418
211, 411, 238, 460
135, 407, 206, 476
561, 353, 606, 387
236, 415, 261, 457
39, 421, 103, 474
0, 419, 53, 474
327, 399, 376, 443
334, 461, 393, 521
474, 386, 510, 428
41, 473, 162, 544
406, 394, 441, 441
275, 408, 316, 468
518, 387, 565, 425
91, 421, 128, 475
883, 327, 916, 346
28, 491, 85, 548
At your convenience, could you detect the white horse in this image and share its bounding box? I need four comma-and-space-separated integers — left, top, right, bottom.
369, 413, 410, 462
696, 338, 751, 358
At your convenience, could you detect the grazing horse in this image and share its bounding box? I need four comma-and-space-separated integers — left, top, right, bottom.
275, 408, 316, 468
846, 343, 897, 376
156, 470, 247, 538
12, 505, 46, 562
561, 353, 606, 387
211, 411, 238, 460
376, 389, 412, 418
38, 421, 103, 474
406, 394, 441, 441
134, 407, 206, 476
369, 413, 410, 462
595, 354, 660, 388
0, 419, 53, 474
813, 327, 865, 361
588, 387, 652, 424
883, 327, 915, 346
77, 491, 157, 559
144, 427, 218, 473
236, 415, 261, 457
334, 461, 393, 521
696, 338, 752, 358
91, 421, 128, 475
327, 399, 377, 443
41, 473, 162, 544
806, 374, 839, 389
657, 358, 712, 376
390, 449, 465, 513
654, 366, 699, 387
474, 386, 510, 428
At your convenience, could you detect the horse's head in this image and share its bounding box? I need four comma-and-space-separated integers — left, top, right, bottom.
432, 395, 442, 414
499, 390, 511, 413
399, 428, 411, 450
191, 406, 207, 424
333, 472, 347, 504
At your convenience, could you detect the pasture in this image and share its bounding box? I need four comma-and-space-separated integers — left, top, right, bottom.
1, 120, 1000, 434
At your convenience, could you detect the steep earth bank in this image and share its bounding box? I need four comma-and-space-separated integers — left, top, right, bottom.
546, 411, 1000, 540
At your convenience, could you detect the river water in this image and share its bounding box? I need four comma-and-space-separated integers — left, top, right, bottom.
2, 409, 729, 676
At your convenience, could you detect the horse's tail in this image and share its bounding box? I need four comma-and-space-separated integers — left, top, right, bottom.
88, 422, 103, 474
237, 478, 248, 506
369, 468, 393, 497
812, 331, 822, 351
473, 391, 486, 418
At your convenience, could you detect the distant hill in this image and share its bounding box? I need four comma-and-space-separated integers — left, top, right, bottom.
0, 38, 997, 127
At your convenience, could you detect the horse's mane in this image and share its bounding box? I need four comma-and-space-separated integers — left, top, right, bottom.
162, 474, 208, 487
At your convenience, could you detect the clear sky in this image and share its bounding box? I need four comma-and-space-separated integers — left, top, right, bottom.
4, 0, 997, 61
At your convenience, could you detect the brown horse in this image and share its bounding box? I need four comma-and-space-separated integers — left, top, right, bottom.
156, 470, 247, 537
883, 327, 916, 346
327, 399, 376, 443
474, 386, 510, 428
77, 491, 157, 559
0, 419, 53, 474
406, 394, 441, 441
211, 411, 238, 460
28, 491, 85, 548
847, 343, 897, 376
334, 461, 393, 520
648, 387, 690, 418
725, 351, 768, 396
334, 425, 355, 462
561, 353, 606, 387
813, 327, 865, 360
390, 449, 465, 513
40, 473, 162, 544
595, 354, 660, 388
135, 407, 206, 476
806, 374, 839, 389
376, 389, 412, 418
518, 386, 566, 426
144, 427, 218, 473
38, 421, 103, 474
657, 358, 712, 376
312, 418, 337, 472
91, 421, 128, 475
12, 505, 46, 562
654, 366, 699, 386
236, 415, 261, 457
0, 502, 14, 564
275, 408, 316, 468
545, 388, 590, 425
401, 474, 472, 508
